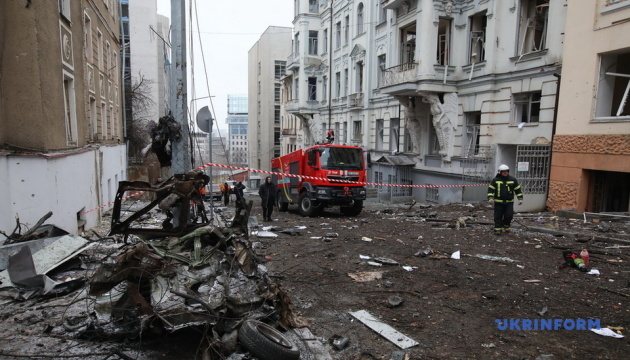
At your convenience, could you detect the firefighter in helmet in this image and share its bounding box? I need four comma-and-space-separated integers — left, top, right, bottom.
487, 164, 523, 235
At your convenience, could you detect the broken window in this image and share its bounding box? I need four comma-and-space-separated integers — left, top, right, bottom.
308, 77, 317, 101
101, 101, 107, 138
294, 32, 300, 55
353, 120, 362, 140
463, 112, 481, 157
274, 61, 286, 80
513, 92, 541, 124
378, 0, 387, 24
335, 72, 341, 97
400, 24, 416, 65
97, 30, 103, 70
59, 0, 71, 21
323, 75, 327, 100
390, 118, 400, 152
274, 106, 280, 124
357, 3, 365, 34
84, 13, 92, 59
323, 29, 328, 53
294, 77, 299, 99
345, 15, 350, 44
88, 96, 96, 140
595, 51, 630, 118
344, 68, 349, 96
356, 61, 364, 92
309, 30, 318, 55
469, 12, 487, 63
63, 72, 77, 145
518, 0, 548, 55
376, 119, 384, 150
377, 54, 386, 87
437, 18, 451, 66
309, 0, 318, 13
335, 21, 342, 49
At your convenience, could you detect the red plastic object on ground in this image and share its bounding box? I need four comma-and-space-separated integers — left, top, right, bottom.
580, 249, 590, 267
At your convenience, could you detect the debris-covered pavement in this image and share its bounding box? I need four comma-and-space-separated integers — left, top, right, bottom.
0, 182, 628, 359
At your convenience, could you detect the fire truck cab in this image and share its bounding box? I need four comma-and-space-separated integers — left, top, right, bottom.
272, 144, 367, 216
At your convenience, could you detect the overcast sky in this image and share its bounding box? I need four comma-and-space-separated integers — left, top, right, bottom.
157, 0, 294, 135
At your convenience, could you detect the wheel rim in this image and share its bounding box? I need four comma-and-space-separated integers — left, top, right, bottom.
257, 323, 293, 348
301, 196, 312, 212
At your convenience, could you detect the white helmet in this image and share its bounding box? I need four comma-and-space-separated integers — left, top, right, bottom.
498, 164, 509, 171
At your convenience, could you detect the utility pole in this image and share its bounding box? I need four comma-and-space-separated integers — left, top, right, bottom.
170, 0, 190, 174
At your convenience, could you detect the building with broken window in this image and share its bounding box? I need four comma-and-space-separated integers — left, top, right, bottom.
248, 26, 293, 172
547, 0, 630, 212
281, 0, 565, 209
0, 1, 126, 234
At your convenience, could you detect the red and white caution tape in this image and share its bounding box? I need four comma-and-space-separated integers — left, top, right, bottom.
196, 163, 488, 188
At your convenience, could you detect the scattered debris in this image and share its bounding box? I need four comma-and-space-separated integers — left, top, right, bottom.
386, 295, 404, 308
329, 334, 350, 351
373, 257, 399, 265
348, 271, 383, 282
451, 250, 461, 260
537, 306, 548, 316
349, 310, 419, 349
590, 327, 624, 338
473, 254, 518, 263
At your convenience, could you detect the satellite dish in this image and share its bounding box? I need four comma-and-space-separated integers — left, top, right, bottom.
196, 106, 213, 133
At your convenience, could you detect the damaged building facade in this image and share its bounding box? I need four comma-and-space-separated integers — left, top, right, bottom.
281, 0, 566, 210
548, 0, 630, 213
0, 1, 126, 233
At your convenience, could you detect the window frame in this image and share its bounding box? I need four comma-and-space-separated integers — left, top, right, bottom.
512, 91, 542, 125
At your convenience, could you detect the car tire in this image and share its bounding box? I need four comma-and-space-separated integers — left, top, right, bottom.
238, 320, 300, 360
298, 192, 319, 217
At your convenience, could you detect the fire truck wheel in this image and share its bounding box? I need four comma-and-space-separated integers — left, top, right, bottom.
238, 320, 300, 360
340, 200, 363, 216
277, 192, 289, 211
298, 192, 319, 217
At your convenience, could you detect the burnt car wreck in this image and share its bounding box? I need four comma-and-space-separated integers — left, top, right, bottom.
0, 172, 307, 359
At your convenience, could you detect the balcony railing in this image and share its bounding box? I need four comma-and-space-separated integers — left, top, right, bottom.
282, 128, 296, 136
349, 92, 364, 107
380, 62, 418, 88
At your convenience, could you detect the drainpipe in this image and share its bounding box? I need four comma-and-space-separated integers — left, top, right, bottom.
119, 0, 127, 140
327, 0, 333, 132
546, 72, 561, 200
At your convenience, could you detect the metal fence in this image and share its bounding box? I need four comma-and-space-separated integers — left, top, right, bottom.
515, 145, 550, 194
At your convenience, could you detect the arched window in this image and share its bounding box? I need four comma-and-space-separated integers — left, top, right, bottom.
357, 3, 364, 34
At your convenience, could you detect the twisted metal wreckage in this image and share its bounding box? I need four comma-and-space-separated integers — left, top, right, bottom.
1, 171, 307, 359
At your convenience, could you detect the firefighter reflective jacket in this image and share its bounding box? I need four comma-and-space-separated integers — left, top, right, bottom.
487, 174, 523, 203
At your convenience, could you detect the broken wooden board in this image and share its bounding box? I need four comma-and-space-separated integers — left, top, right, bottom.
349, 310, 419, 349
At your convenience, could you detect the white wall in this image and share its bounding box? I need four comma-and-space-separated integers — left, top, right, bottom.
0, 145, 126, 236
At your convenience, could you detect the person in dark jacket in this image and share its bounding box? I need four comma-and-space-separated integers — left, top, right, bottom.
258, 176, 276, 221
222, 182, 231, 206
487, 164, 523, 235
234, 181, 246, 202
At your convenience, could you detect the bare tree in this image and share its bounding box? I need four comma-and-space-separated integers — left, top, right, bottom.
125, 73, 156, 162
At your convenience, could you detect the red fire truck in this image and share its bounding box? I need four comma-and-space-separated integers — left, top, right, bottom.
271, 144, 367, 216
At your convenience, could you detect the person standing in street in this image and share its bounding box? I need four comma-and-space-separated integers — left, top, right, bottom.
234, 181, 246, 203
258, 176, 276, 221
222, 181, 231, 206
487, 164, 523, 235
